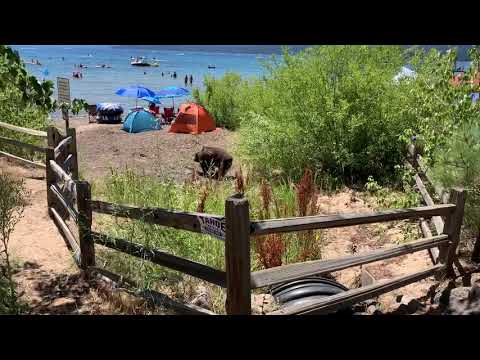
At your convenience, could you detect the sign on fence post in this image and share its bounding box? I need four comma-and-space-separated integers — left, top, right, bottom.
57, 77, 71, 131
197, 216, 226, 240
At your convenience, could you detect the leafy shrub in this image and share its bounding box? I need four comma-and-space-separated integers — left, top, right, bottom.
0, 172, 28, 314
238, 46, 420, 183
0, 45, 55, 112
192, 72, 248, 130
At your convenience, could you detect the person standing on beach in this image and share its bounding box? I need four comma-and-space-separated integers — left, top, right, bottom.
184, 75, 188, 86
189, 75, 193, 86
173, 72, 177, 79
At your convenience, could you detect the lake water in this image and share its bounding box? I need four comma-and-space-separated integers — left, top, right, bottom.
10, 45, 273, 115
9, 45, 474, 118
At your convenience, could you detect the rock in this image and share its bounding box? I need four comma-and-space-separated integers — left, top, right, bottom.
191, 293, 211, 310
405, 299, 426, 314
449, 287, 471, 303
251, 294, 278, 314
391, 303, 409, 315
447, 285, 480, 314
432, 280, 456, 307
471, 272, 480, 286
48, 297, 76, 310
396, 294, 403, 303
468, 285, 480, 303
448, 287, 471, 314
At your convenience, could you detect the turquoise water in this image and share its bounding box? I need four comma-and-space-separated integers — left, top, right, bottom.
10, 45, 272, 114
9, 45, 474, 118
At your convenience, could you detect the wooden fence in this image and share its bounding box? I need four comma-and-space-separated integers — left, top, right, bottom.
0, 120, 48, 168
407, 143, 479, 264
0, 123, 470, 315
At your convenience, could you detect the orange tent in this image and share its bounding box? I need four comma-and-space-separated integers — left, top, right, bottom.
168, 103, 216, 134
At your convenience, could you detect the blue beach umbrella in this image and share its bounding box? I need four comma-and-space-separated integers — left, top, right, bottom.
141, 96, 162, 104
115, 85, 156, 108
155, 86, 190, 108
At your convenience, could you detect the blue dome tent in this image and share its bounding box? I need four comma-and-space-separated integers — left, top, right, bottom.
122, 110, 161, 133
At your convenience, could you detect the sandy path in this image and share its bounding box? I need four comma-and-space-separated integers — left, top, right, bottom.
1, 159, 116, 314
317, 189, 436, 311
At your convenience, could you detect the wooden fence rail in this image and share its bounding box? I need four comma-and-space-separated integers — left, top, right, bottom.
268, 264, 445, 315
251, 204, 455, 236
91, 232, 227, 287
0, 121, 48, 169
90, 200, 225, 238
0, 120, 48, 138
250, 234, 449, 289
407, 143, 478, 265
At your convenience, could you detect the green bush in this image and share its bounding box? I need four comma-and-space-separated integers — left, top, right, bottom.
192, 72, 249, 130
238, 46, 418, 183
0, 172, 28, 314
0, 45, 52, 161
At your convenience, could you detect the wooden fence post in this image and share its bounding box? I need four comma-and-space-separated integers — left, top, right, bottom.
76, 180, 95, 269
225, 193, 251, 315
471, 233, 480, 263
45, 127, 57, 217
66, 127, 79, 180
45, 147, 55, 217
439, 188, 466, 277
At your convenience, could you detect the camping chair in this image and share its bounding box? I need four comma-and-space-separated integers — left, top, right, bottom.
87, 104, 97, 123
162, 107, 175, 124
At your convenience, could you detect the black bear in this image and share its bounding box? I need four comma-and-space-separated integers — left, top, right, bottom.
194, 146, 233, 179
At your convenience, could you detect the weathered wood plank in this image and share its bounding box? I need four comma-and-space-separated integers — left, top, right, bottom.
472, 233, 480, 263
49, 159, 77, 200
77, 181, 95, 269
90, 200, 225, 238
50, 206, 81, 265
63, 154, 73, 173
0, 136, 47, 153
87, 267, 216, 315
414, 173, 445, 234
251, 234, 449, 289
268, 264, 444, 315
443, 189, 466, 275
361, 267, 376, 286
225, 194, 252, 315
0, 121, 48, 138
139, 289, 216, 315
0, 150, 46, 169
91, 232, 226, 287
49, 184, 78, 223
420, 218, 439, 264
251, 204, 456, 236
407, 145, 448, 202
53, 136, 72, 159
66, 128, 78, 180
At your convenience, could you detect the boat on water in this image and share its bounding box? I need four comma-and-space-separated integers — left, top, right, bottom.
131, 57, 151, 67
208, 65, 216, 69
96, 64, 112, 68
25, 59, 42, 66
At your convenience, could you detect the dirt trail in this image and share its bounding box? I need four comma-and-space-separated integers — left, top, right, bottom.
318, 189, 435, 312
1, 159, 119, 314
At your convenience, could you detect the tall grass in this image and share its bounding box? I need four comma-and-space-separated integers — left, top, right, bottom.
93, 167, 327, 311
